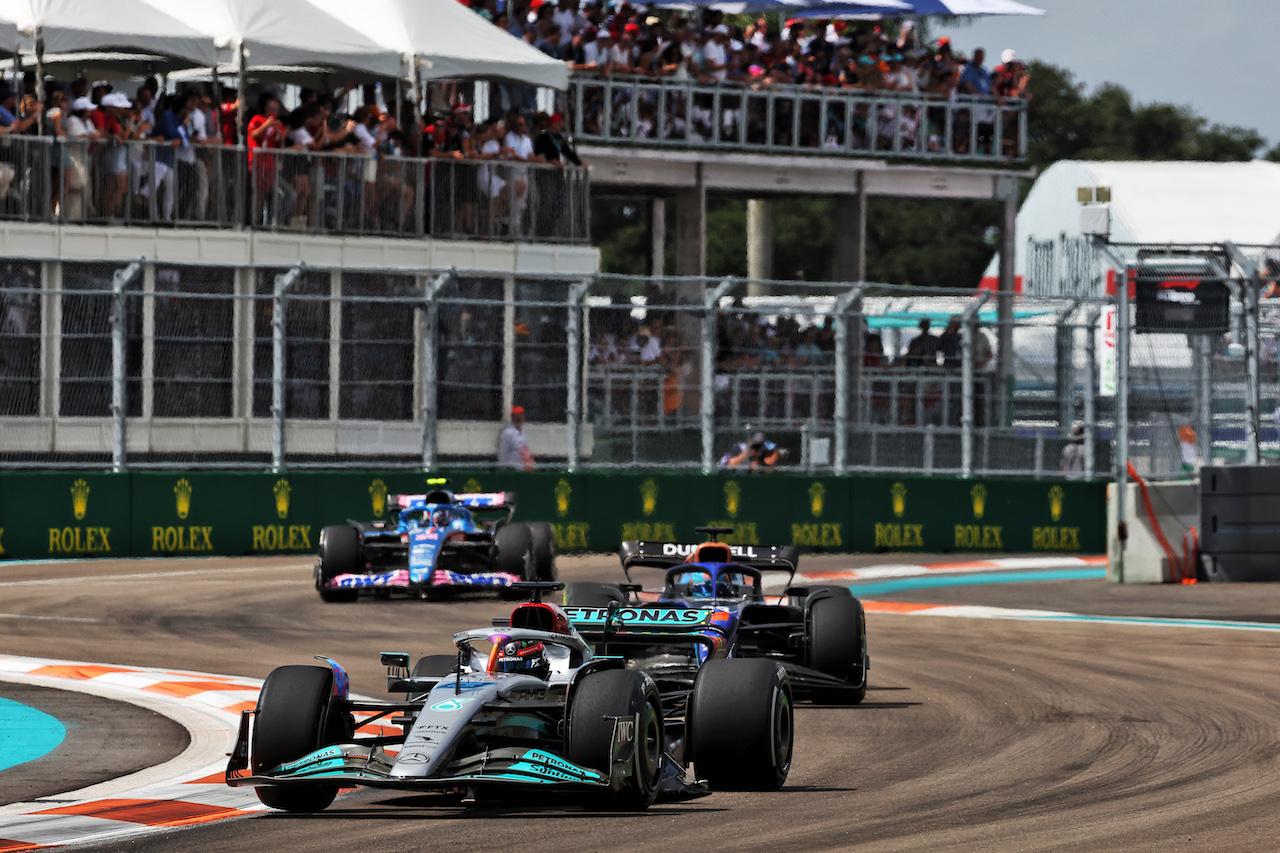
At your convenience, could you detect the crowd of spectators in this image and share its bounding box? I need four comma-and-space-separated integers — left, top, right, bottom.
466, 0, 1030, 155
0, 70, 584, 237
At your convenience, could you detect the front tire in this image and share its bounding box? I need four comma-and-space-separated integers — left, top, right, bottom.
689, 659, 793, 791
808, 595, 867, 704
316, 525, 360, 603
494, 523, 534, 581
252, 665, 350, 812
528, 522, 558, 581
568, 669, 663, 810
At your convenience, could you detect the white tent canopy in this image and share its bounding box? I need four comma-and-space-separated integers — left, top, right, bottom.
982, 160, 1280, 295
307, 0, 568, 90
0, 0, 216, 66
136, 0, 402, 79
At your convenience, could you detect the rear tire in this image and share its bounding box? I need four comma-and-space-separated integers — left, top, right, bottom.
252, 665, 350, 812
563, 582, 627, 608
316, 525, 360, 603
689, 659, 792, 791
808, 595, 867, 704
568, 669, 663, 810
494, 523, 534, 581
528, 522, 558, 581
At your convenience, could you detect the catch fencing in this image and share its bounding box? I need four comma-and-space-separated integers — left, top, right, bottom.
3, 247, 1275, 479
0, 136, 589, 244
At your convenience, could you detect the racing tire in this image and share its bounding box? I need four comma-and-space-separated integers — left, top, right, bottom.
567, 669, 663, 810
494, 523, 535, 582
316, 525, 360, 603
689, 659, 793, 791
252, 665, 352, 812
528, 522, 558, 581
411, 654, 458, 678
562, 582, 627, 608
808, 595, 867, 705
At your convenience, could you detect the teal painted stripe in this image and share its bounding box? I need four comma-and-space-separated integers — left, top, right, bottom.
851, 568, 1106, 596
0, 696, 67, 772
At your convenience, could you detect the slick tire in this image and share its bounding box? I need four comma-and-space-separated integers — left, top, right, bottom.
689, 659, 793, 791
568, 669, 663, 810
494, 523, 535, 582
528, 522, 558, 581
808, 595, 867, 704
316, 525, 360, 603
252, 665, 351, 812
562, 582, 627, 608
411, 654, 458, 679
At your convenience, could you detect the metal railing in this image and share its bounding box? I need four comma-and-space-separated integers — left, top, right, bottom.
567, 74, 1028, 162
0, 136, 590, 243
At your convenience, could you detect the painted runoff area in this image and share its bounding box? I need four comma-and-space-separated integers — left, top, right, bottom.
0, 699, 64, 774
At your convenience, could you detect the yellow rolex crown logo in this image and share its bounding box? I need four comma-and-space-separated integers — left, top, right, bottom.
71, 479, 90, 520
273, 479, 291, 519
463, 478, 483, 494
174, 478, 193, 519
369, 479, 388, 518
724, 481, 741, 519
971, 483, 987, 520
809, 482, 825, 518
890, 482, 907, 518
641, 479, 659, 517
555, 479, 572, 517
1048, 485, 1065, 523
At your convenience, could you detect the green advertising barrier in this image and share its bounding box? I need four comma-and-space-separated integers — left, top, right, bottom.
0, 470, 1106, 561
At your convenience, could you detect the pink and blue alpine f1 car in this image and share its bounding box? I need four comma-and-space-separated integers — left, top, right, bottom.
314, 482, 556, 602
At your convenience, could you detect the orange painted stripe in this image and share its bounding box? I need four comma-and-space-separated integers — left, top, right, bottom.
142, 681, 254, 698
29, 665, 136, 680
356, 723, 401, 738
864, 601, 942, 613
916, 559, 1002, 572
30, 799, 238, 826
1079, 556, 1106, 566
184, 772, 230, 785
0, 840, 45, 852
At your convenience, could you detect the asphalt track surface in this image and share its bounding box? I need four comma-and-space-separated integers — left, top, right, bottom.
4, 554, 1280, 852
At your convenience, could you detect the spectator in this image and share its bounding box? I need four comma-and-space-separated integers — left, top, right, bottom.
498, 405, 535, 469
504, 112, 543, 232
247, 96, 288, 224
151, 90, 196, 222
905, 318, 940, 368
720, 432, 786, 470
1060, 424, 1086, 476
628, 325, 661, 364
938, 316, 962, 369
0, 84, 41, 136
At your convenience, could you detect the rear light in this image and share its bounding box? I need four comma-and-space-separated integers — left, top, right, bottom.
400, 533, 409, 544
447, 531, 466, 543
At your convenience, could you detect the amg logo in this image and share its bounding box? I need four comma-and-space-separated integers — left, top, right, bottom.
505, 687, 547, 702
660, 543, 759, 558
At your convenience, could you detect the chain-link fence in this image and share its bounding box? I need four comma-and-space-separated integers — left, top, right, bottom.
3, 247, 1274, 478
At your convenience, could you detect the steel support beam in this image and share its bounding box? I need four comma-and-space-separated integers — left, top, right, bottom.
421, 269, 455, 471
271, 265, 303, 474
110, 260, 144, 472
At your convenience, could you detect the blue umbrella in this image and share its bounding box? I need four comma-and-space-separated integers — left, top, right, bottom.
794, 0, 1045, 17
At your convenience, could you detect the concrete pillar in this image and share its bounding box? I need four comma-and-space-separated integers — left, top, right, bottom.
675, 165, 706, 278
650, 196, 666, 278
832, 173, 867, 283
995, 175, 1019, 427
747, 198, 774, 287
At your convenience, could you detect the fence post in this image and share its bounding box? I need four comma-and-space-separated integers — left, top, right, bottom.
1115, 266, 1131, 581
566, 276, 593, 471
271, 265, 303, 473
109, 260, 144, 473
833, 285, 865, 475
1083, 305, 1101, 480
961, 292, 990, 478
701, 278, 735, 473
421, 269, 455, 471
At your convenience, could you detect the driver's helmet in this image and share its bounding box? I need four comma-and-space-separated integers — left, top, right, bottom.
716, 571, 747, 598
678, 570, 714, 598
432, 509, 450, 528
495, 639, 550, 679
